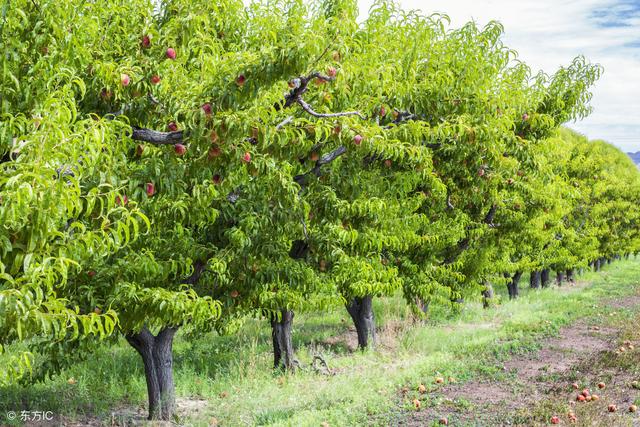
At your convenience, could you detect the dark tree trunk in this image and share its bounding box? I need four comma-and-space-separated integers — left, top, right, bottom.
271, 309, 296, 370
566, 269, 575, 283
482, 283, 494, 308
530, 270, 541, 289
607, 258, 612, 264
594, 259, 601, 271
125, 326, 178, 421
346, 295, 376, 349
414, 297, 429, 315
556, 271, 565, 285
507, 271, 522, 299
541, 269, 551, 288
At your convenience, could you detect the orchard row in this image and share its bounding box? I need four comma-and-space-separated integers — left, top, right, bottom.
1, 0, 638, 421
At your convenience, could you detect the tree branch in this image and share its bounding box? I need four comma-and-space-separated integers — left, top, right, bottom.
297, 99, 366, 120
131, 127, 183, 145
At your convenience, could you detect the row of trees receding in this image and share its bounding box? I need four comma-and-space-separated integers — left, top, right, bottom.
2, 0, 639, 421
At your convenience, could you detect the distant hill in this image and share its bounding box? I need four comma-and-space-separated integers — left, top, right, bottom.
628, 152, 640, 166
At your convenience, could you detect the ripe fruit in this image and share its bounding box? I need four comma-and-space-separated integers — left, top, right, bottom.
577, 394, 586, 402
116, 195, 128, 206
208, 146, 222, 159
310, 152, 320, 162
319, 260, 327, 272
629, 405, 637, 413
121, 73, 130, 86
522, 113, 529, 121
629, 344, 635, 350
141, 35, 151, 48
236, 74, 246, 86
582, 389, 590, 397
586, 395, 592, 401
166, 47, 176, 59
478, 168, 486, 177
151, 75, 161, 84
146, 182, 155, 197
592, 394, 599, 401
230, 290, 239, 298
93, 307, 102, 314
608, 404, 617, 412
88, 270, 96, 278
242, 152, 251, 163
438, 417, 448, 425
174, 144, 187, 156
380, 106, 386, 116
418, 384, 426, 394
598, 382, 606, 389
572, 383, 579, 390
327, 66, 337, 77
353, 134, 363, 145
412, 399, 421, 409
384, 159, 392, 168
202, 103, 213, 115
167, 121, 178, 132
212, 174, 222, 185
550, 416, 560, 424
435, 377, 444, 384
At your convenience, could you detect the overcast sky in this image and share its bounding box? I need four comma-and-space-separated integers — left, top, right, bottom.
355, 0, 640, 152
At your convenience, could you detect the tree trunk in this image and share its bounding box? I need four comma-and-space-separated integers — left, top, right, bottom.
125, 326, 178, 421
346, 295, 376, 349
566, 269, 575, 283
271, 309, 296, 370
530, 270, 541, 289
556, 271, 565, 286
507, 271, 522, 299
595, 259, 601, 271
482, 283, 494, 308
541, 269, 551, 288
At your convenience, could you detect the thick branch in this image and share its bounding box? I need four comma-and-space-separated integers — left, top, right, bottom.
131, 128, 183, 145
293, 145, 347, 188
297, 99, 366, 120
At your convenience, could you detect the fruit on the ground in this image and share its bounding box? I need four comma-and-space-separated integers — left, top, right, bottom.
629, 344, 635, 350
141, 35, 151, 48
586, 395, 592, 401
174, 144, 187, 156
572, 383, 579, 390
242, 152, 251, 163
151, 75, 161, 84
629, 405, 637, 413
550, 416, 560, 424
438, 417, 448, 425
608, 404, 617, 412
146, 182, 155, 197
212, 174, 222, 185
412, 399, 421, 409
435, 377, 444, 384
619, 346, 626, 352
353, 134, 363, 145
166, 47, 176, 59
209, 146, 222, 159
582, 389, 590, 397
598, 382, 606, 389
623, 340, 631, 346
592, 394, 599, 401
418, 384, 426, 393
202, 103, 212, 115
327, 66, 337, 77
167, 121, 178, 132
577, 394, 586, 402
236, 74, 246, 86
121, 73, 130, 86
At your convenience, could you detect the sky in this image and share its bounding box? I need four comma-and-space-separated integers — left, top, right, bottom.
355, 0, 640, 152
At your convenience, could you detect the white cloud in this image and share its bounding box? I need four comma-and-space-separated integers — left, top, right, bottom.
356, 0, 640, 151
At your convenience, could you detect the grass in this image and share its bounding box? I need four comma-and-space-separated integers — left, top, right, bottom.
1, 259, 640, 426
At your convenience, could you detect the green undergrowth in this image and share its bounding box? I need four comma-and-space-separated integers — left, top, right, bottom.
1, 260, 640, 426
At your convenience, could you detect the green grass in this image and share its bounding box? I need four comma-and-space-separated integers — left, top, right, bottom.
2, 260, 640, 426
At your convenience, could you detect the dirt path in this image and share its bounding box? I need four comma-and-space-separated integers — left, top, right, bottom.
401, 294, 640, 426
